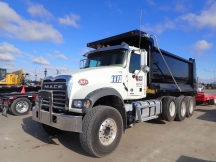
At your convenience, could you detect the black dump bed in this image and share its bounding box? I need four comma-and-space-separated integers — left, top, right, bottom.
149, 48, 196, 94
87, 29, 154, 49
87, 29, 197, 94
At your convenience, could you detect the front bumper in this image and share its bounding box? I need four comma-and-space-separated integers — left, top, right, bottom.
32, 90, 82, 133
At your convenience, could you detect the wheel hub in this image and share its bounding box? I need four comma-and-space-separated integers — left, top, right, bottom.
169, 101, 175, 117
99, 118, 117, 146
189, 100, 193, 114
181, 102, 186, 116
16, 101, 28, 113
104, 127, 111, 136
18, 104, 24, 108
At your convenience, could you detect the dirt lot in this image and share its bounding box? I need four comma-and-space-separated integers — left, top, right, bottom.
1, 104, 216, 162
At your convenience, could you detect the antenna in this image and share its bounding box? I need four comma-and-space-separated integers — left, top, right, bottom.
139, 10, 142, 50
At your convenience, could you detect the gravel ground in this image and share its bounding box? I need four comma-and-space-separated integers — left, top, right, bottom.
1, 104, 216, 162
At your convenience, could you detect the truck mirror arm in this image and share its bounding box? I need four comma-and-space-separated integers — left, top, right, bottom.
150, 34, 181, 92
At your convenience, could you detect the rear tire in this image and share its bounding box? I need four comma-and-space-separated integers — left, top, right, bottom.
38, 123, 64, 136
175, 96, 186, 121
80, 105, 123, 157
162, 96, 176, 122
185, 96, 194, 117
10, 98, 31, 116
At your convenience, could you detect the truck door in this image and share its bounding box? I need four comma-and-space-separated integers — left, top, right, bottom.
127, 52, 145, 97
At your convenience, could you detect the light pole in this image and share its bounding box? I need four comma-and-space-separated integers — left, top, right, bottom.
44, 69, 47, 77
214, 71, 215, 88
35, 67, 37, 82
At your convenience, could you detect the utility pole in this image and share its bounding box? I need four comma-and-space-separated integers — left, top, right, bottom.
44, 69, 47, 77
35, 67, 37, 81
214, 71, 215, 89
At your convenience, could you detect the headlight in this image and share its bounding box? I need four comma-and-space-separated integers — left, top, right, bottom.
74, 100, 82, 108
72, 99, 91, 109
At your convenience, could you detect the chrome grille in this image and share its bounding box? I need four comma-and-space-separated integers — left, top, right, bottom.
42, 79, 66, 110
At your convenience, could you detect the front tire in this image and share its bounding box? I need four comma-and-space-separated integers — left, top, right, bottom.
80, 105, 123, 157
10, 98, 31, 116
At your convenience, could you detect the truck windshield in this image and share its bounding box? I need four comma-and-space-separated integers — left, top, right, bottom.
85, 49, 127, 68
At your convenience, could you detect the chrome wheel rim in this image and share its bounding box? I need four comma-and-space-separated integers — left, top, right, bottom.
99, 118, 117, 146
16, 101, 29, 113
181, 101, 186, 116
169, 101, 175, 117
189, 99, 194, 114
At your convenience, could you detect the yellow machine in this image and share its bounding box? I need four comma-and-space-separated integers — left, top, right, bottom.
0, 69, 27, 85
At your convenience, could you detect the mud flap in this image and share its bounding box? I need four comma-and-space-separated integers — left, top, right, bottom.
2, 106, 8, 117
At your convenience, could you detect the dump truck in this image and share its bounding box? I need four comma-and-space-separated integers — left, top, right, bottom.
0, 68, 41, 116
32, 30, 197, 157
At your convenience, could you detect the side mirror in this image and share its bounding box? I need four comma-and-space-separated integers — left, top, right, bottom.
140, 50, 149, 73
80, 59, 86, 69
142, 65, 150, 73
140, 50, 146, 67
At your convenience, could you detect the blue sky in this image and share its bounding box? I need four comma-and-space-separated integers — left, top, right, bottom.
0, 0, 215, 83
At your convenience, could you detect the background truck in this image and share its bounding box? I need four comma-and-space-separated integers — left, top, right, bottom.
0, 68, 41, 116
32, 30, 197, 157
196, 91, 216, 105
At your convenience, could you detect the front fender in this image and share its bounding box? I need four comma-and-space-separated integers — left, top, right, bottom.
85, 87, 123, 105
84, 87, 127, 131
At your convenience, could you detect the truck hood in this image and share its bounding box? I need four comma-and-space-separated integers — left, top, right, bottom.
47, 66, 124, 80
